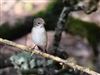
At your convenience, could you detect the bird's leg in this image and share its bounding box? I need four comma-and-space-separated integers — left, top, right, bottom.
31, 44, 37, 56
44, 48, 48, 53
32, 44, 37, 49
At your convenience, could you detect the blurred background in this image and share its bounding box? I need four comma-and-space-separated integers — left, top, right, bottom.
0, 0, 100, 75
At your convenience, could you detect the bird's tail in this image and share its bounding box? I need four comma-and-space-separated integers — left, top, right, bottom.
38, 46, 47, 53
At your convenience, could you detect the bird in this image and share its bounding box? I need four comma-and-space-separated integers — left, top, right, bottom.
31, 18, 47, 53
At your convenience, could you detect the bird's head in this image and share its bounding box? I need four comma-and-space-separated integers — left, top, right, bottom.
33, 18, 45, 27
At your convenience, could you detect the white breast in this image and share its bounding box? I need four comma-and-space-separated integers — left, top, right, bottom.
32, 26, 47, 47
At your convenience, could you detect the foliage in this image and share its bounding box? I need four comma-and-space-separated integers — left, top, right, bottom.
35, 0, 63, 30
0, 0, 62, 39
10, 52, 55, 75
0, 20, 32, 40
9, 51, 82, 75
66, 17, 100, 55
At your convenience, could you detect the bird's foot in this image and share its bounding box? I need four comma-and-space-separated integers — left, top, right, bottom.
31, 44, 37, 49
31, 45, 37, 56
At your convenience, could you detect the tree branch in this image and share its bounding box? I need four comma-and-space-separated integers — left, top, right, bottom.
0, 38, 100, 75
51, 6, 71, 55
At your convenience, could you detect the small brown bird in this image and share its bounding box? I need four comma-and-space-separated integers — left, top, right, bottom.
31, 18, 47, 52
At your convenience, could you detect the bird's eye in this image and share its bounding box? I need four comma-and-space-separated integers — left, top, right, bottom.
21, 61, 24, 65
38, 22, 40, 24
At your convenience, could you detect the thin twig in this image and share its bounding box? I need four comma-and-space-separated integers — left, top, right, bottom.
0, 38, 100, 75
